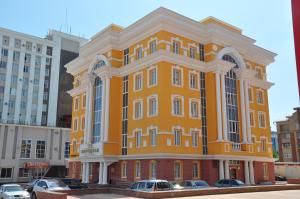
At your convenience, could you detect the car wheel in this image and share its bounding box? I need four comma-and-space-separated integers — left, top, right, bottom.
32, 192, 37, 199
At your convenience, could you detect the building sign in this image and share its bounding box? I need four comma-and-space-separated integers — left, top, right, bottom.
24, 162, 49, 169
81, 147, 100, 154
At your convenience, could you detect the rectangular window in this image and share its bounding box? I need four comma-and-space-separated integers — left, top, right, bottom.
248, 87, 253, 102
72, 140, 77, 154
135, 130, 142, 148
13, 51, 20, 63
20, 140, 32, 158
172, 41, 180, 54
258, 112, 266, 128
134, 100, 143, 119
148, 67, 157, 87
134, 73, 143, 91
136, 47, 142, 60
192, 162, 199, 178
36, 140, 46, 159
81, 116, 85, 130
149, 128, 157, 146
199, 43, 205, 61
124, 48, 129, 65
14, 39, 21, 48
18, 168, 29, 177
82, 94, 86, 108
172, 96, 183, 116
257, 90, 264, 104
1, 48, 8, 56
64, 141, 70, 158
263, 163, 269, 179
148, 96, 157, 117
121, 162, 127, 178
150, 40, 157, 54
43, 93, 48, 101
189, 72, 198, 89
150, 161, 157, 178
0, 168, 12, 179
249, 111, 255, 127
174, 162, 181, 179
174, 129, 181, 146
135, 161, 141, 178
36, 44, 42, 53
261, 138, 266, 152
189, 47, 196, 59
46, 46, 53, 56
74, 97, 80, 111
2, 35, 9, 46
25, 41, 32, 51
190, 100, 200, 118
73, 118, 78, 131
8, 100, 15, 108
172, 67, 182, 86
192, 131, 199, 147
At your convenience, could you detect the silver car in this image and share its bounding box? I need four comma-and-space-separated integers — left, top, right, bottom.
0, 184, 30, 199
31, 179, 70, 199
182, 180, 209, 189
129, 179, 173, 192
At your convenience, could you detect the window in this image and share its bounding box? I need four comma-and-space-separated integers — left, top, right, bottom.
255, 67, 263, 79
121, 161, 127, 178
43, 92, 48, 100
20, 140, 32, 158
199, 43, 205, 61
192, 130, 199, 147
248, 87, 253, 102
192, 162, 199, 178
172, 95, 184, 116
189, 47, 196, 59
172, 41, 180, 54
2, 35, 9, 46
0, 61, 7, 68
72, 140, 77, 154
36, 140, 46, 159
134, 72, 143, 91
14, 39, 21, 48
46, 46, 53, 56
36, 44, 42, 53
190, 99, 200, 119
45, 68, 50, 76
73, 118, 78, 131
8, 100, 15, 108
13, 51, 20, 63
189, 72, 198, 89
10, 88, 16, 95
263, 163, 269, 179
23, 66, 30, 73
124, 48, 129, 65
249, 111, 255, 127
136, 47, 142, 60
134, 100, 143, 119
282, 143, 291, 148
150, 161, 157, 178
174, 161, 181, 179
258, 112, 266, 128
46, 58, 51, 65
148, 95, 157, 117
93, 77, 103, 143
82, 94, 86, 108
257, 90, 264, 104
25, 41, 32, 51
1, 48, 8, 56
174, 128, 182, 146
135, 161, 141, 178
18, 168, 29, 177
81, 116, 85, 130
74, 97, 80, 111
149, 128, 157, 146
150, 40, 157, 54
64, 141, 70, 158
0, 168, 12, 179
172, 66, 182, 86
148, 67, 157, 87
261, 138, 266, 152
135, 130, 142, 148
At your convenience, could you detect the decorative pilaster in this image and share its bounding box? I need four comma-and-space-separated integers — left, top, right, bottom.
244, 160, 250, 184
224, 160, 230, 179
219, 160, 224, 180
221, 72, 228, 141
85, 75, 94, 144
240, 78, 247, 143
98, 162, 103, 184
215, 72, 223, 141
245, 80, 252, 143
104, 77, 110, 142
249, 161, 255, 184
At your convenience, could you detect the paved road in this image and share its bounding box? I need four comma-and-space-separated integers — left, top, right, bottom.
68, 190, 300, 199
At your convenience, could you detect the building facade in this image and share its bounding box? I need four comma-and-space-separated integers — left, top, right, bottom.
271, 131, 279, 156
276, 107, 300, 162
66, 8, 276, 185
0, 28, 86, 128
0, 124, 70, 183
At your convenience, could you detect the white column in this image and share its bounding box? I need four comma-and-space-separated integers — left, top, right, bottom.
221, 73, 228, 141
104, 78, 110, 142
82, 163, 86, 183
244, 160, 250, 184
102, 162, 108, 184
240, 79, 247, 143
85, 162, 90, 183
245, 80, 252, 143
98, 162, 103, 184
36, 56, 46, 125
249, 161, 255, 184
215, 72, 223, 141
219, 160, 224, 180
100, 79, 106, 142
224, 160, 230, 179
85, 79, 93, 144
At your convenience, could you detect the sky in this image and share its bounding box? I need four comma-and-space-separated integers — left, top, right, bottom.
0, 0, 298, 131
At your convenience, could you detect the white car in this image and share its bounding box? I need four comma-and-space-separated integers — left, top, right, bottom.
31, 179, 70, 199
0, 184, 30, 199
129, 179, 173, 191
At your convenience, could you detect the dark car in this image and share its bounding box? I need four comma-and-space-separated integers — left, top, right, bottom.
214, 179, 245, 188
275, 175, 286, 181
60, 178, 88, 189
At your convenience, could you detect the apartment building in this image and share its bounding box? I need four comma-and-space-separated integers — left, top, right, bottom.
276, 107, 300, 162
0, 28, 87, 127
66, 8, 276, 185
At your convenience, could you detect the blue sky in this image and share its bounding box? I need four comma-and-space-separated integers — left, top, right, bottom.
0, 0, 298, 130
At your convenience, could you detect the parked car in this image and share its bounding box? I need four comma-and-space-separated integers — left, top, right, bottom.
60, 178, 88, 189
129, 179, 173, 191
182, 180, 209, 189
171, 182, 184, 190
275, 175, 287, 181
25, 179, 40, 192
0, 184, 30, 199
214, 179, 245, 188
31, 179, 70, 199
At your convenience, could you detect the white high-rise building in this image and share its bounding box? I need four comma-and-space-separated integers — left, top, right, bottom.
0, 28, 87, 127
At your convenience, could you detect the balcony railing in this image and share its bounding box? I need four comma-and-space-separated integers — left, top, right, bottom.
231, 143, 242, 151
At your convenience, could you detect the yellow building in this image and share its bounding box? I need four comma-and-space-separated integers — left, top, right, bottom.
66, 8, 276, 185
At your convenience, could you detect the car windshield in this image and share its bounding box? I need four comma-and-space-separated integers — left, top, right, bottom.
195, 181, 208, 186
4, 186, 23, 192
157, 182, 170, 189
48, 180, 67, 187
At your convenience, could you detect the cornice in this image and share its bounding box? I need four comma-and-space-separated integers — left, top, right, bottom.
250, 79, 274, 90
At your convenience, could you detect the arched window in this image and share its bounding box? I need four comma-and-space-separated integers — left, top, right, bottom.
93, 77, 103, 143
223, 55, 240, 143
93, 60, 106, 71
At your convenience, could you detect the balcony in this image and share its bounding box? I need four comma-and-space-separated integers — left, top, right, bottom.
231, 143, 242, 152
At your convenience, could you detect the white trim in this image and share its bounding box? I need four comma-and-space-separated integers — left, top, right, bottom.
172, 125, 184, 146
73, 117, 79, 132
133, 71, 143, 92
258, 111, 267, 129
171, 94, 184, 117
147, 65, 158, 88
256, 88, 265, 105
147, 126, 158, 147
74, 96, 80, 111
171, 65, 184, 87
147, 94, 158, 117
188, 70, 200, 90
189, 98, 201, 119
133, 99, 143, 120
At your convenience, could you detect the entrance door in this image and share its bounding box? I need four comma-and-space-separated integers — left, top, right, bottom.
230, 168, 237, 179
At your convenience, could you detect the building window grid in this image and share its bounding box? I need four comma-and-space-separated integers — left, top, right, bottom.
124, 48, 129, 65
134, 100, 143, 120
192, 131, 199, 147
148, 67, 157, 87
135, 161, 141, 178
150, 40, 157, 54
200, 72, 208, 154
64, 141, 70, 158
149, 128, 157, 146
0, 168, 12, 179
20, 140, 32, 158
122, 76, 129, 155
199, 43, 205, 61
150, 161, 157, 178
36, 140, 46, 159
172, 41, 180, 54
93, 77, 103, 143
172, 67, 182, 86
189, 72, 198, 90
192, 162, 199, 179
189, 47, 196, 59
174, 129, 182, 146
190, 99, 200, 119
135, 130, 142, 148
174, 161, 181, 179
136, 47, 143, 60
134, 72, 143, 91
258, 112, 266, 128
148, 96, 157, 117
